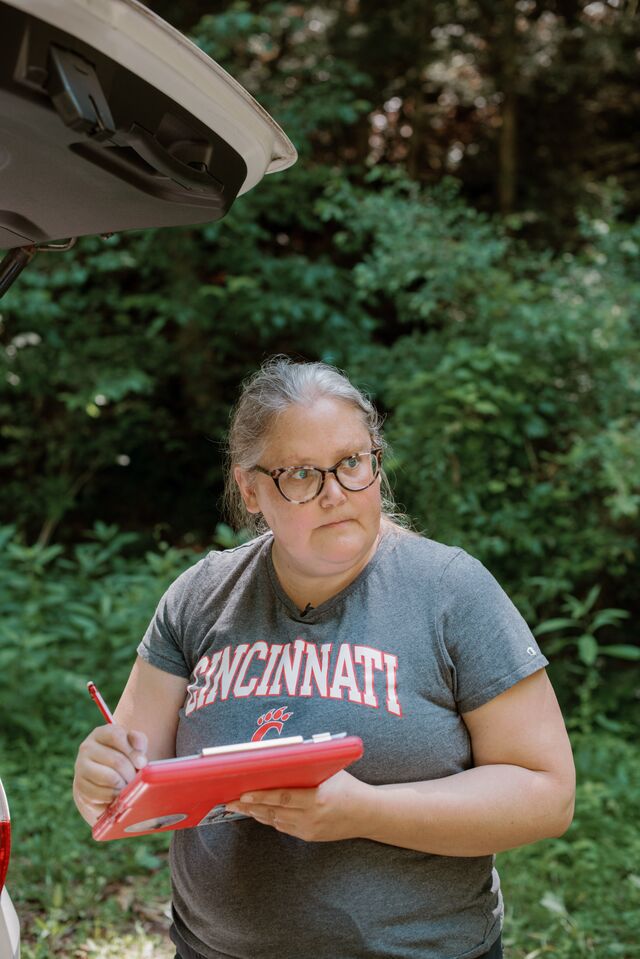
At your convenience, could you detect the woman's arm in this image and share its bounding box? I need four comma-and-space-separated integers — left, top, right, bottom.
361, 669, 575, 855
113, 656, 189, 761
227, 669, 576, 855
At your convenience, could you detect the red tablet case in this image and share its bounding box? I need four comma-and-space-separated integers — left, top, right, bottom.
92, 733, 364, 841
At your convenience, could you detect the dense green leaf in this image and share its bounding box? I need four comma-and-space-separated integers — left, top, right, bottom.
597, 645, 640, 661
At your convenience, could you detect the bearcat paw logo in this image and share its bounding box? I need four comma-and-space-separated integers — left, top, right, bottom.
251, 706, 293, 741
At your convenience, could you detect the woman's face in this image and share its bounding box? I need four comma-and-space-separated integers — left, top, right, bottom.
235, 397, 382, 581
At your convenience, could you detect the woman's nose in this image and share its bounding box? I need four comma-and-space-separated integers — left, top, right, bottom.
319, 471, 347, 506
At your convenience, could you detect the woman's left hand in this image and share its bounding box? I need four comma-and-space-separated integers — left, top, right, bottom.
225, 770, 374, 842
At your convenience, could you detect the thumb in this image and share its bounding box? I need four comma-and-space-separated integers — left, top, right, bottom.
127, 729, 148, 767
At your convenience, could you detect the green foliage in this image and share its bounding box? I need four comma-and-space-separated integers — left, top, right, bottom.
499, 734, 640, 958
178, 0, 640, 241
0, 205, 367, 543
321, 178, 640, 630
1, 0, 639, 717
191, 4, 372, 157
0, 523, 209, 741
534, 586, 637, 736
319, 174, 510, 324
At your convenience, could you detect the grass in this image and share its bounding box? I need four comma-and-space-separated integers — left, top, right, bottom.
1, 732, 639, 958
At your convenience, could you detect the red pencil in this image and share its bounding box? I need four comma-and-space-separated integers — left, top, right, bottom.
87, 681, 114, 724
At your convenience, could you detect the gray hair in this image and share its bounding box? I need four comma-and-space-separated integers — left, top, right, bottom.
224, 356, 405, 534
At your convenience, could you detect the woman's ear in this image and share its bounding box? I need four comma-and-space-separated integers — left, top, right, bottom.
234, 466, 261, 514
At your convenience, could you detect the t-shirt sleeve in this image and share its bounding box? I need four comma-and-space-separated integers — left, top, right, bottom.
436, 550, 548, 713
137, 566, 198, 678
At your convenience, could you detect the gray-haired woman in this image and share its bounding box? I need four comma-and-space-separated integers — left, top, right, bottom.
73, 356, 575, 959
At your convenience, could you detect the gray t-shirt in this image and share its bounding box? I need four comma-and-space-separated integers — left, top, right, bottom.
138, 525, 548, 959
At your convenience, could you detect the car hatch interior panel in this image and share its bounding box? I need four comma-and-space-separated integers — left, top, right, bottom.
0, 2, 250, 249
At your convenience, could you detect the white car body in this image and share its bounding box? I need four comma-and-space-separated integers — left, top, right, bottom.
0, 889, 20, 959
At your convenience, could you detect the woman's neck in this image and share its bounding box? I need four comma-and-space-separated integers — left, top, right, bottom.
271, 535, 380, 612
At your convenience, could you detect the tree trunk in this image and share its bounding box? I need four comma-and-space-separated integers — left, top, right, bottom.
497, 0, 517, 215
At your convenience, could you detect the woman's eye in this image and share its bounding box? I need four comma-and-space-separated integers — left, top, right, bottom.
343, 455, 360, 470
291, 469, 309, 481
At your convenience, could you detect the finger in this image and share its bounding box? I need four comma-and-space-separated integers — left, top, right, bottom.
84, 724, 147, 771
73, 791, 111, 827
266, 808, 297, 833
237, 806, 270, 825
227, 801, 277, 824
78, 742, 139, 789
253, 807, 285, 830
78, 779, 122, 804
74, 774, 118, 805
231, 802, 297, 833
93, 723, 138, 757
92, 740, 139, 779
127, 730, 148, 768
238, 788, 312, 807
82, 756, 133, 792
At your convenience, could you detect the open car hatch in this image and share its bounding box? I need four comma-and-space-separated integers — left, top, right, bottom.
0, 0, 297, 292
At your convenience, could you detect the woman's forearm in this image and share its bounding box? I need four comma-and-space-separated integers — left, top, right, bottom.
361, 764, 575, 856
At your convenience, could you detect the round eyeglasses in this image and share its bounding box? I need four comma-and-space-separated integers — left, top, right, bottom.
253, 448, 383, 504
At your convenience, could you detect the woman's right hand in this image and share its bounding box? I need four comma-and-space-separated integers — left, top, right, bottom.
73, 724, 148, 826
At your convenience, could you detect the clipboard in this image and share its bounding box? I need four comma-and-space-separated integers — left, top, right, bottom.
92, 733, 363, 841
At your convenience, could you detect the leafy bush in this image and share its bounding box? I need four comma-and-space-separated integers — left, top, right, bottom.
320, 178, 640, 633
499, 734, 640, 958
534, 586, 639, 736
0, 522, 207, 741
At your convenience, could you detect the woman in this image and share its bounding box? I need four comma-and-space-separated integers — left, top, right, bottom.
73, 357, 575, 959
